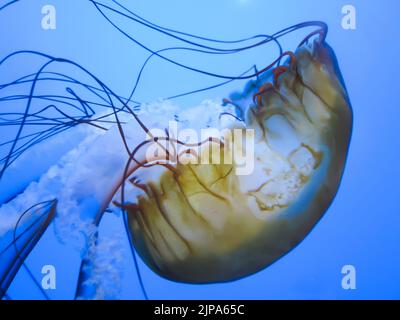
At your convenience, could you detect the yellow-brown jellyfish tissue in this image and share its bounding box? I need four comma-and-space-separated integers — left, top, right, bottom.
123, 38, 353, 283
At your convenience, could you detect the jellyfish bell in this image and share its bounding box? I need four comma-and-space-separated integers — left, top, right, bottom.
121, 37, 353, 283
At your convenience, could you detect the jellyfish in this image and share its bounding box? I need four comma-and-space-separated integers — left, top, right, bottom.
0, 0, 352, 299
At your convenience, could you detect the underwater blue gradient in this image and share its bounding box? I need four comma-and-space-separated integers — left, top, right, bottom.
0, 0, 399, 299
